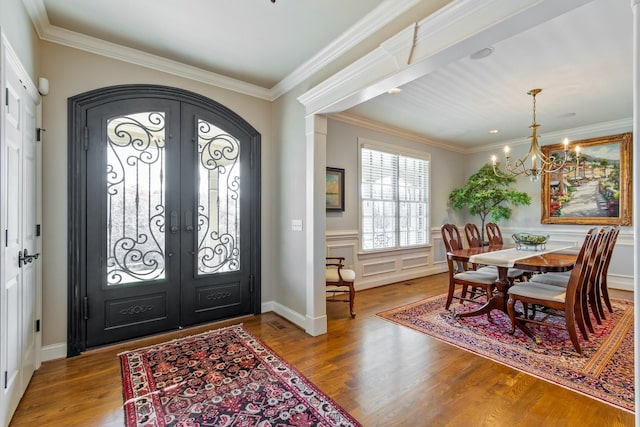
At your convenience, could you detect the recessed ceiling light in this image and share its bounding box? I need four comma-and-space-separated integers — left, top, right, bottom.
387, 87, 402, 94
470, 47, 494, 60
557, 112, 576, 119
489, 129, 499, 134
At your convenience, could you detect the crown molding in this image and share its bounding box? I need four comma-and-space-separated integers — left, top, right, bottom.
21, 0, 50, 37
22, 0, 421, 101
46, 24, 273, 99
331, 112, 466, 153
22, 0, 272, 98
470, 118, 634, 154
332, 113, 633, 157
271, 0, 423, 99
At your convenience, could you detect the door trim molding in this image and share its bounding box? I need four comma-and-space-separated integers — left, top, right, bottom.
67, 84, 261, 356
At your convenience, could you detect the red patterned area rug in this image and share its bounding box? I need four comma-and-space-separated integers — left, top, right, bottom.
119, 324, 360, 427
377, 293, 634, 413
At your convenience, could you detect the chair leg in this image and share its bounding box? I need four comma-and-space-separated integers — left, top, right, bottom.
601, 277, 614, 313
596, 288, 606, 320
348, 282, 356, 318
574, 297, 589, 341
580, 289, 594, 334
566, 307, 583, 355
506, 296, 517, 334
461, 284, 469, 302
445, 281, 456, 310
588, 286, 602, 325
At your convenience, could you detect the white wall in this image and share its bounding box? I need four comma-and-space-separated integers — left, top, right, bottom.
267, 87, 310, 325
0, 0, 39, 81
325, 117, 468, 289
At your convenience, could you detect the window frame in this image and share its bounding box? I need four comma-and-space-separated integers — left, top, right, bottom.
358, 138, 431, 253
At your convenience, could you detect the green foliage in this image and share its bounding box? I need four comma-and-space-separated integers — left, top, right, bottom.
448, 163, 532, 240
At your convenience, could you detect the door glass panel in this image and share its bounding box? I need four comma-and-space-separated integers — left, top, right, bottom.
197, 119, 240, 275
106, 112, 166, 285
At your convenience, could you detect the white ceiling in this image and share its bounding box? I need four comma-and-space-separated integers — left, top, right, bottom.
31, 0, 633, 151
40, 0, 387, 89
345, 0, 633, 150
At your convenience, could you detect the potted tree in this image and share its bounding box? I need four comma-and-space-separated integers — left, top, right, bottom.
448, 163, 531, 242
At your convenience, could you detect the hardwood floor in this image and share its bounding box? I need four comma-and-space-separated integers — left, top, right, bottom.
10, 273, 634, 426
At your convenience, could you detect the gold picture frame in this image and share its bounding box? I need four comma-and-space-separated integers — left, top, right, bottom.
541, 132, 632, 225
326, 167, 345, 211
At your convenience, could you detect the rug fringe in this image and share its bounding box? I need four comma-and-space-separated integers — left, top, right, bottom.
117, 323, 245, 356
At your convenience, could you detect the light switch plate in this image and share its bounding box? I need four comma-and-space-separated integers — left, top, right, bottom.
291, 219, 303, 231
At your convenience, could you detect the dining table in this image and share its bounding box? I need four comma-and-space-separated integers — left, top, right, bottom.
446, 243, 578, 319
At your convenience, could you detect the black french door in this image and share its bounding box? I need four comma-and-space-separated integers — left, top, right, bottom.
68, 86, 261, 353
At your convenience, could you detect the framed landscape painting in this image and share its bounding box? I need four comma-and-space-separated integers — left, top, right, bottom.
326, 167, 345, 211
541, 132, 632, 225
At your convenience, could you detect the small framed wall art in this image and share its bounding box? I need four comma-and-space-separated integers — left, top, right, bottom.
326, 167, 345, 211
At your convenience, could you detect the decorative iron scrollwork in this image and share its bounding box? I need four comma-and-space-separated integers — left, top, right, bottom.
197, 120, 241, 275
119, 304, 154, 315
205, 291, 232, 301
106, 112, 166, 285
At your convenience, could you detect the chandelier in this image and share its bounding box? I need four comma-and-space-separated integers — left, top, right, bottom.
492, 88, 579, 182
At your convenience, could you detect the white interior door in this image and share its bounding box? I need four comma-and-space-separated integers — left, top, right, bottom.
0, 38, 40, 427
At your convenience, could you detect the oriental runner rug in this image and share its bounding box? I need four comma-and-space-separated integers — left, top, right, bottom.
119, 324, 360, 427
377, 293, 634, 413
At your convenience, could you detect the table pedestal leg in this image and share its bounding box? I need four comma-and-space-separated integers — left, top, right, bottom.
456, 267, 510, 319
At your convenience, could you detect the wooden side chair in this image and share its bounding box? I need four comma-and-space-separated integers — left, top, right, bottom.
529, 227, 603, 334
595, 226, 620, 316
326, 256, 356, 318
441, 224, 497, 312
485, 222, 503, 245
464, 223, 483, 248
506, 227, 598, 354
465, 222, 526, 282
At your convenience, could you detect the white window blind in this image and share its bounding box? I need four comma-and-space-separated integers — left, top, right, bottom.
360, 144, 429, 251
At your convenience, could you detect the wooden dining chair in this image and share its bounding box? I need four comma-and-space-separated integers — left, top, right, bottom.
529, 227, 604, 334
325, 256, 356, 318
465, 223, 527, 283
485, 222, 503, 245
464, 223, 483, 248
441, 224, 497, 311
506, 227, 598, 354
594, 226, 620, 316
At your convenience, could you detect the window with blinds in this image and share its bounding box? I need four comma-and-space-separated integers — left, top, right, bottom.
360, 143, 430, 251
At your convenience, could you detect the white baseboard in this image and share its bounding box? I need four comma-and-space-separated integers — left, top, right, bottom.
41, 342, 66, 362
41, 303, 305, 362
305, 314, 328, 336
608, 275, 633, 292
266, 301, 307, 330
261, 301, 275, 313
263, 300, 327, 336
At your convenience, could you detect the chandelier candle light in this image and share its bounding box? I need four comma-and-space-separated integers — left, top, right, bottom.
492, 88, 579, 181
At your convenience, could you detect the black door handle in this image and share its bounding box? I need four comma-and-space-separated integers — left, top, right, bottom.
185, 210, 194, 232
18, 248, 40, 268
170, 211, 179, 233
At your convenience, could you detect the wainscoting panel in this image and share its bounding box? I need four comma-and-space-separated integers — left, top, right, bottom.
326, 225, 632, 292
326, 228, 447, 291
362, 259, 397, 277
401, 254, 430, 270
